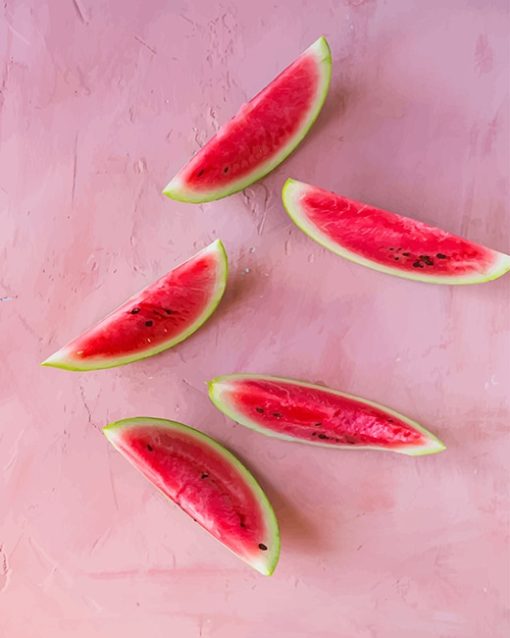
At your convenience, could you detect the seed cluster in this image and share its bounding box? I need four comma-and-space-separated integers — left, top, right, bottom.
387, 247, 450, 269
253, 408, 360, 445
310, 431, 355, 444
128, 306, 175, 326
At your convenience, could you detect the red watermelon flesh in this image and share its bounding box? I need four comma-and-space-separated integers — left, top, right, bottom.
209, 375, 446, 456
282, 179, 510, 284
104, 418, 280, 575
42, 240, 227, 371
163, 37, 331, 203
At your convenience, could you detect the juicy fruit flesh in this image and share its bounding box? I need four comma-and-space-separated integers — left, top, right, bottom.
300, 187, 495, 276
114, 424, 273, 563
222, 378, 425, 449
184, 54, 320, 193
69, 249, 221, 360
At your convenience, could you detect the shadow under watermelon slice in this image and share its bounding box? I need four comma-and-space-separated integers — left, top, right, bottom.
163, 37, 332, 203
282, 179, 510, 285
104, 417, 280, 575
42, 240, 228, 371
209, 374, 446, 456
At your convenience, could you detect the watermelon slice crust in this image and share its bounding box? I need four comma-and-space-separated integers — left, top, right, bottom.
282, 179, 510, 284
209, 375, 446, 456
163, 37, 332, 203
42, 240, 228, 371
104, 417, 280, 575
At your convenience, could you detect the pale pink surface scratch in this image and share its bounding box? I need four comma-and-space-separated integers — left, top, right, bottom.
0, 1, 509, 637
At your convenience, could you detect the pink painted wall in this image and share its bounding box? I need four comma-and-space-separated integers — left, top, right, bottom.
1, 1, 509, 636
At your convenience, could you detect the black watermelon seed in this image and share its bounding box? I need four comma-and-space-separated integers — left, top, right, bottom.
146, 444, 153, 451
197, 169, 205, 177
130, 307, 140, 314
145, 320, 153, 327
223, 166, 229, 173
200, 472, 209, 479
164, 308, 173, 315
318, 433, 328, 440
258, 543, 268, 551
394, 257, 399, 261
402, 252, 410, 257
272, 412, 282, 418
311, 432, 317, 436
314, 422, 322, 427
255, 407, 264, 414
413, 261, 423, 268
389, 247, 394, 251
423, 257, 434, 266
436, 253, 447, 259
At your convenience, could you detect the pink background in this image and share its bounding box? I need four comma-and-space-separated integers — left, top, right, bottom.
1, 1, 509, 636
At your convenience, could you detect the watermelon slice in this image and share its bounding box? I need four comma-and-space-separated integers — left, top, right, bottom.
104, 417, 280, 575
282, 179, 510, 284
42, 240, 227, 371
209, 374, 446, 456
163, 37, 332, 203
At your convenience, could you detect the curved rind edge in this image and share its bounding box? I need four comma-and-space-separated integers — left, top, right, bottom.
208, 374, 446, 456
41, 240, 228, 371
163, 37, 332, 204
282, 179, 510, 285
103, 417, 280, 576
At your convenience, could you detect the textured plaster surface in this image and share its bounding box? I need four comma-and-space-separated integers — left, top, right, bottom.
1, 1, 509, 637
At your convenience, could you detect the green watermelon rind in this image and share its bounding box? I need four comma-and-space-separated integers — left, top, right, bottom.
41, 240, 228, 371
103, 417, 280, 576
282, 178, 510, 285
163, 37, 332, 204
208, 374, 446, 456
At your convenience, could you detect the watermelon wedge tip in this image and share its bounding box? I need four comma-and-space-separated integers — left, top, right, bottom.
42, 240, 228, 371
282, 179, 510, 285
209, 374, 446, 456
163, 37, 332, 203
103, 417, 280, 575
